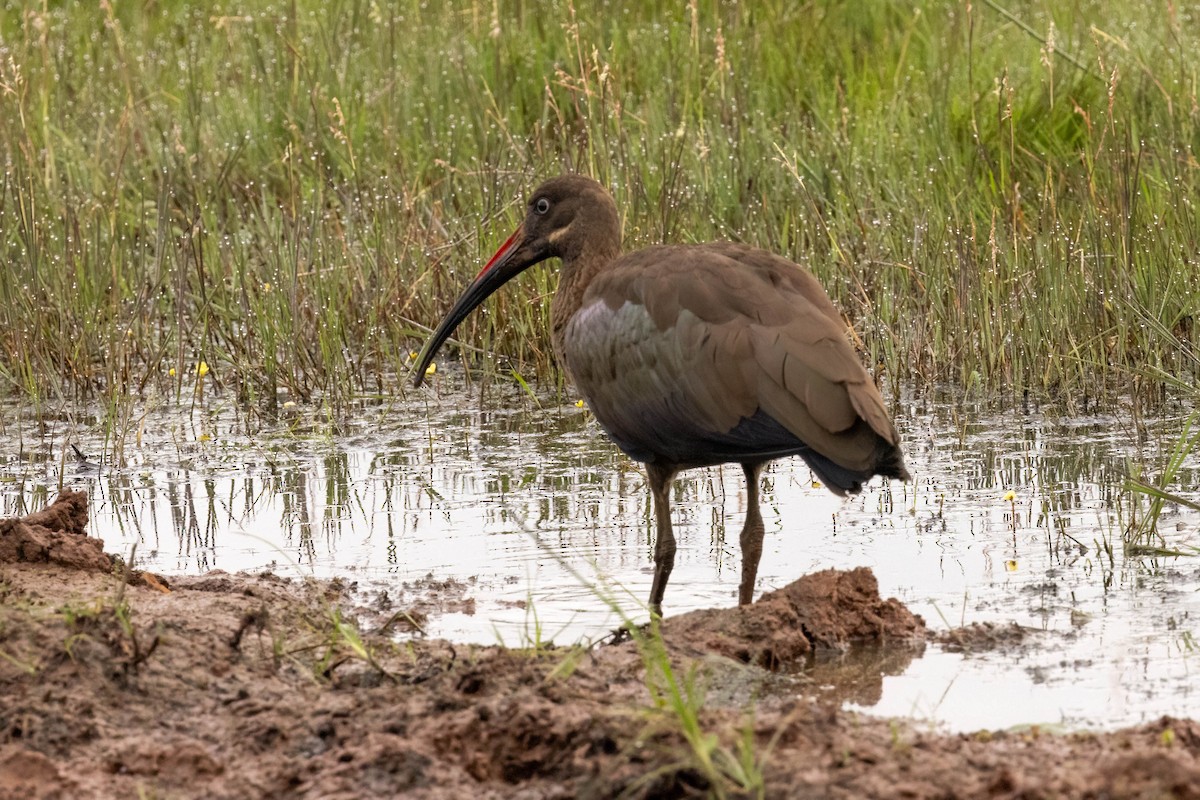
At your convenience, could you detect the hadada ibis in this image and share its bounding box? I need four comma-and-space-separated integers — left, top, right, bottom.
412, 175, 909, 615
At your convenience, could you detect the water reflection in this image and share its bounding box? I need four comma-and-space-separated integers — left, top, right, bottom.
1, 387, 1198, 731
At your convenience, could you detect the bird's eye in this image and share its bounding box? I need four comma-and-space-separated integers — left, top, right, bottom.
534, 197, 550, 215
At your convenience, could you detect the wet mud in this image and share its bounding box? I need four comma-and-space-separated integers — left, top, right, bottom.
2, 493, 1198, 798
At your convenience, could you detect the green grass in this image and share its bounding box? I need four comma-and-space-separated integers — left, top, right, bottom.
625, 618, 768, 799
1123, 411, 1200, 554
1, 1, 1197, 413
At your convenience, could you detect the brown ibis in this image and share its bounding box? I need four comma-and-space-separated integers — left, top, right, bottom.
412, 175, 908, 614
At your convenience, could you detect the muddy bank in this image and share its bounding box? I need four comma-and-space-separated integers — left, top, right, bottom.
1, 493, 1198, 799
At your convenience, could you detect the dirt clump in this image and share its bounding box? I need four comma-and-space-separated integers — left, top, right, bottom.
660, 566, 925, 669
356, 574, 478, 635
0, 490, 109, 572
2, 494, 1199, 798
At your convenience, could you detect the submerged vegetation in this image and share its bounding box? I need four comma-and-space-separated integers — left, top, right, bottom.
0, 0, 1197, 412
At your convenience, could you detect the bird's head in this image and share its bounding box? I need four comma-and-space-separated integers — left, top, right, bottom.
410, 175, 618, 387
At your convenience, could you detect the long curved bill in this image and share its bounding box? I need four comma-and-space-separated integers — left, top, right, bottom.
410, 224, 528, 387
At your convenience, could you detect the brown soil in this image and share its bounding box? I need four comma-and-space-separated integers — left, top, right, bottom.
1, 492, 1198, 799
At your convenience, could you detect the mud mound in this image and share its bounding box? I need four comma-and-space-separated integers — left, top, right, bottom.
660, 567, 925, 669
0, 491, 109, 572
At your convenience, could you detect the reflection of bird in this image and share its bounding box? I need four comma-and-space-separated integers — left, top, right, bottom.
413, 175, 908, 614
70, 444, 101, 476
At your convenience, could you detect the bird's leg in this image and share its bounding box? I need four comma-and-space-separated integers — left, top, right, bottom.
739, 462, 766, 605
646, 462, 678, 618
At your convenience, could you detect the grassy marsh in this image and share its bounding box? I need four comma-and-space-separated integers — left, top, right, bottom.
0, 1, 1197, 412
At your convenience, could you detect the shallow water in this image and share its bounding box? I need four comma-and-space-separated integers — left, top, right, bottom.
2, 380, 1199, 732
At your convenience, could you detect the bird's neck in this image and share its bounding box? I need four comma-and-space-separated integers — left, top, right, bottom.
550, 240, 621, 360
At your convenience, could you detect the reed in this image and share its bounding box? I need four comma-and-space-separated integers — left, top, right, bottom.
0, 1, 1196, 413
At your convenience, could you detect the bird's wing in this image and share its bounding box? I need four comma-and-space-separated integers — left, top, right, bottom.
565, 294, 757, 464
562, 243, 901, 475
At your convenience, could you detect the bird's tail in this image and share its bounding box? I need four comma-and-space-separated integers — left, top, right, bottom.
799, 440, 909, 497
